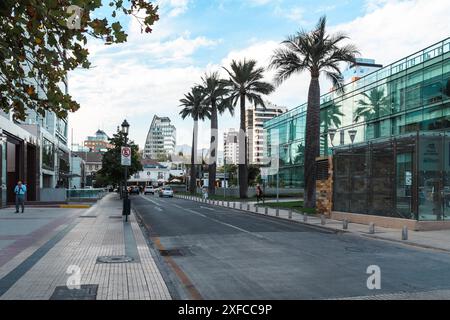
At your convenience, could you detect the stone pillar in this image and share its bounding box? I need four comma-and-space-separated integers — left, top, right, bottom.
316, 156, 333, 218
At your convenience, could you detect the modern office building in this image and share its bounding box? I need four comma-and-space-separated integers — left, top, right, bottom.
144, 116, 177, 159
83, 129, 113, 152
246, 101, 287, 165
223, 128, 240, 165
264, 38, 450, 223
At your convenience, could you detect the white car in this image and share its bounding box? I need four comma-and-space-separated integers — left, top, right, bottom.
144, 186, 155, 195
159, 187, 174, 198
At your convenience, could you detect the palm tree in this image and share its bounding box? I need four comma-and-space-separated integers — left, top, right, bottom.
200, 72, 232, 196
354, 87, 389, 138
179, 86, 211, 194
269, 16, 358, 208
223, 59, 275, 198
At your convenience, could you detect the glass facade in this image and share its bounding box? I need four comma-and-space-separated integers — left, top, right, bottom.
264, 38, 450, 220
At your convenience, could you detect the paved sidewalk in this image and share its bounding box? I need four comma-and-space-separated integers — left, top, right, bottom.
0, 194, 171, 300
178, 195, 450, 253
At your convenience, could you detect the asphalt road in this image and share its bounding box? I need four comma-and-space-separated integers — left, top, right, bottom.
132, 194, 450, 300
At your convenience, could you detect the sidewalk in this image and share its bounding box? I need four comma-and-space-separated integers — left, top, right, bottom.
0, 194, 171, 300
178, 195, 450, 253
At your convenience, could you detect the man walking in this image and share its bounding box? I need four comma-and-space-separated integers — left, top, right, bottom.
14, 180, 26, 213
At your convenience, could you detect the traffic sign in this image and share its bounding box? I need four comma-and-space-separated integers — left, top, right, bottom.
121, 147, 131, 166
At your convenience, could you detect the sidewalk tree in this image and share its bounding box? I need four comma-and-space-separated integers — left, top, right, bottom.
270, 16, 358, 208
179, 86, 211, 194
199, 71, 232, 196
98, 131, 142, 184
223, 59, 275, 199
0, 0, 159, 120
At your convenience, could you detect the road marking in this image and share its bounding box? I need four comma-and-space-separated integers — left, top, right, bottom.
200, 206, 215, 211
184, 208, 266, 239
155, 207, 163, 212
139, 195, 159, 205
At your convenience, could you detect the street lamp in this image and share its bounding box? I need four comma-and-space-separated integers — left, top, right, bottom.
121, 119, 130, 222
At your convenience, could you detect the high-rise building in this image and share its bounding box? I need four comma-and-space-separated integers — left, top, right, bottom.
144, 116, 176, 159
83, 130, 113, 152
223, 128, 240, 165
246, 101, 287, 165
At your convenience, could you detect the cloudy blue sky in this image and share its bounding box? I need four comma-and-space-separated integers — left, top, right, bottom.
69, 0, 450, 150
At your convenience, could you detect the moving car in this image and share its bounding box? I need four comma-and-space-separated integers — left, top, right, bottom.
144, 186, 155, 195
128, 186, 140, 195
159, 187, 174, 198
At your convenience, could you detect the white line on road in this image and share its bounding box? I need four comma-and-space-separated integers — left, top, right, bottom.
139, 195, 160, 205
200, 206, 216, 211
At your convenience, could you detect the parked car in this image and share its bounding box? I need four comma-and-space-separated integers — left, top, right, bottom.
159, 187, 174, 198
144, 186, 155, 195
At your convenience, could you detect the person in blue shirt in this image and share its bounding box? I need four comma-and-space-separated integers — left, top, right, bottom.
14, 180, 27, 213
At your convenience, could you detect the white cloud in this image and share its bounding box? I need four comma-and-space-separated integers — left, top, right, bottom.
156, 0, 190, 17
334, 0, 450, 66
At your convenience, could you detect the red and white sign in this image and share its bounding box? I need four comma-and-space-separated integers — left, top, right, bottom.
121, 147, 131, 166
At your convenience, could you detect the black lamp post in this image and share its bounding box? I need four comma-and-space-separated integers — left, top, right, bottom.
121, 119, 130, 221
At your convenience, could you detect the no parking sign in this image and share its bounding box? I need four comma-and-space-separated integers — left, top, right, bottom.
121, 147, 131, 166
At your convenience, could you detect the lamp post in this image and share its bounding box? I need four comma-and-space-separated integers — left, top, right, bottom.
121, 120, 130, 222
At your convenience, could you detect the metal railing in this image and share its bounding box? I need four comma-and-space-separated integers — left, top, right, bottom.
66, 188, 107, 200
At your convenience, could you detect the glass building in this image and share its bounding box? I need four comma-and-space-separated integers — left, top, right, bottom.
264, 38, 450, 221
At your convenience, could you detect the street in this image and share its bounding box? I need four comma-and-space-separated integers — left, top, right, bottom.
133, 194, 450, 300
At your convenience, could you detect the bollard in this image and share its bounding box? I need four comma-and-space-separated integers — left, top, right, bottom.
247, 204, 250, 211
288, 210, 293, 219
276, 209, 279, 217
343, 219, 349, 230
321, 215, 326, 226
402, 226, 408, 240
369, 223, 375, 234
240, 203, 243, 210
255, 206, 259, 213
303, 213, 307, 222
233, 202, 236, 209
227, 201, 230, 208
265, 207, 268, 215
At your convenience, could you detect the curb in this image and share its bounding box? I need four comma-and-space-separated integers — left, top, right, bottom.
59, 204, 92, 209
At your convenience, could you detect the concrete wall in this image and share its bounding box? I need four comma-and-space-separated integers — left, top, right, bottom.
40, 188, 67, 202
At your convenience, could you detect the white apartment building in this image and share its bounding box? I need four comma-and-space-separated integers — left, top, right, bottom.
246, 101, 287, 165
144, 116, 176, 159
223, 128, 240, 165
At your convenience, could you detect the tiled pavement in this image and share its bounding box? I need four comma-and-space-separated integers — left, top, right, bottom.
178, 195, 450, 253
0, 194, 171, 300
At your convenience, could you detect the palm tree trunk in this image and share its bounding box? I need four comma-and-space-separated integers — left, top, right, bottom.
189, 121, 198, 194
239, 93, 248, 199
304, 77, 321, 208
208, 100, 218, 195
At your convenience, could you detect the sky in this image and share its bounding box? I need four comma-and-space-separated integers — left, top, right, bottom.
68, 0, 450, 150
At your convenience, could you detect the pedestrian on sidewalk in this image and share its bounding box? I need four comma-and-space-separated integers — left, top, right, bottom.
256, 184, 264, 203
14, 180, 27, 213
